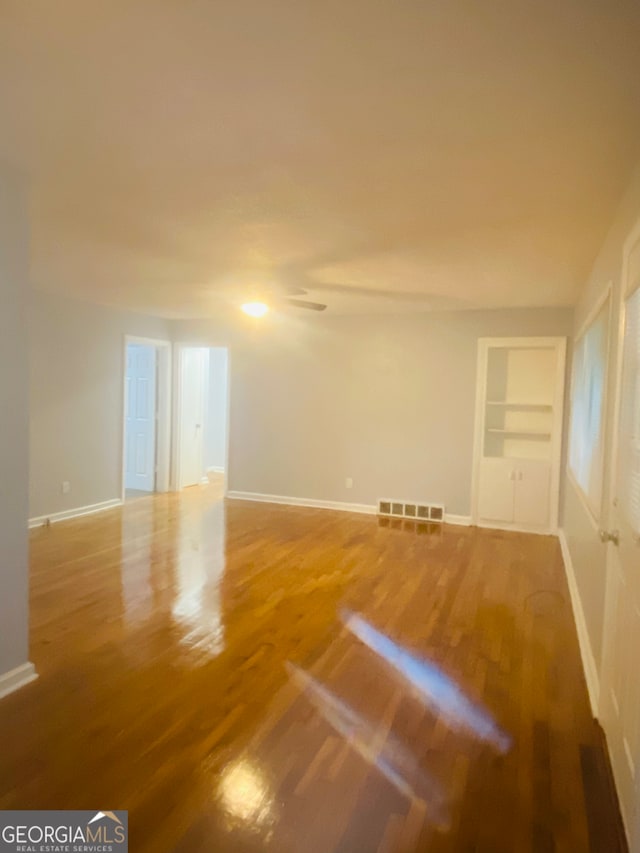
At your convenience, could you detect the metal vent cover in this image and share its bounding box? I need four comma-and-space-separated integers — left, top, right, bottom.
377, 499, 445, 523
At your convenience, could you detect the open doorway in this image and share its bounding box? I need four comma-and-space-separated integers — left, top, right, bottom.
174, 346, 229, 493
122, 336, 172, 502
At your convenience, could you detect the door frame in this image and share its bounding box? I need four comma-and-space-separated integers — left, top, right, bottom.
121, 336, 172, 502
603, 214, 640, 547
599, 214, 640, 847
601, 213, 640, 696
172, 344, 231, 495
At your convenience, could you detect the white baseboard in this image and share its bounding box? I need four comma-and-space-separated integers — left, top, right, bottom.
227, 491, 377, 515
0, 662, 38, 700
227, 491, 472, 526
558, 528, 600, 717
207, 466, 225, 474
445, 514, 472, 526
29, 498, 123, 529
475, 520, 556, 536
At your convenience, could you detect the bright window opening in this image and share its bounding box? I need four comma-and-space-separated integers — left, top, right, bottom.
568, 296, 611, 520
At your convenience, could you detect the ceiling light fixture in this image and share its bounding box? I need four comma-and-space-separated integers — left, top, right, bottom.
241, 301, 269, 318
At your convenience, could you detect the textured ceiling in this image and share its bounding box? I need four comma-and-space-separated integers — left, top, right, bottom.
2, 1, 640, 316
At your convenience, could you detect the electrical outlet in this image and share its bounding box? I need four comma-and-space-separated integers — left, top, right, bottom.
61, 481, 71, 494
345, 477, 353, 489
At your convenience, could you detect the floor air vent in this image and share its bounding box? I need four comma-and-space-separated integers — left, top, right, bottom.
377, 499, 445, 523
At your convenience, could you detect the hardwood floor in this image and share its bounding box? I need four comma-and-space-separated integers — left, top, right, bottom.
0, 482, 626, 852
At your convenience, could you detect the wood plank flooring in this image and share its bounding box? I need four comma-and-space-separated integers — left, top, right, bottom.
0, 481, 626, 852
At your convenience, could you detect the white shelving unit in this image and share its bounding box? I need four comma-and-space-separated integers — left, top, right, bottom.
471, 337, 566, 532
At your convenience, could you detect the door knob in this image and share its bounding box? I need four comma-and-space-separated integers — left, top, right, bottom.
599, 529, 620, 546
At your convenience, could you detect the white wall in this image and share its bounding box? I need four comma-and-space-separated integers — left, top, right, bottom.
28, 295, 572, 523
29, 291, 171, 519
0, 165, 31, 678
204, 347, 228, 472
561, 159, 640, 670
174, 307, 572, 515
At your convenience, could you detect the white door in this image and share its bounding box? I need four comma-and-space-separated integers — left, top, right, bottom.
513, 460, 551, 528
600, 276, 640, 847
125, 344, 157, 491
477, 458, 515, 522
178, 347, 209, 488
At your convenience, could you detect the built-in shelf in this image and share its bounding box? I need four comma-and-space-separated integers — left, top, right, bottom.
473, 336, 567, 532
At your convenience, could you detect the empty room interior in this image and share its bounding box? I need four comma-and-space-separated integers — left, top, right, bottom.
1, 3, 640, 851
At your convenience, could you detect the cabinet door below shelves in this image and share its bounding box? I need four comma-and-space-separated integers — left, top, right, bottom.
478, 459, 515, 522
513, 460, 551, 527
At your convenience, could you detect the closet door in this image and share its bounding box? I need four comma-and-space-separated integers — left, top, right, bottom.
478, 458, 515, 523
513, 460, 551, 528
